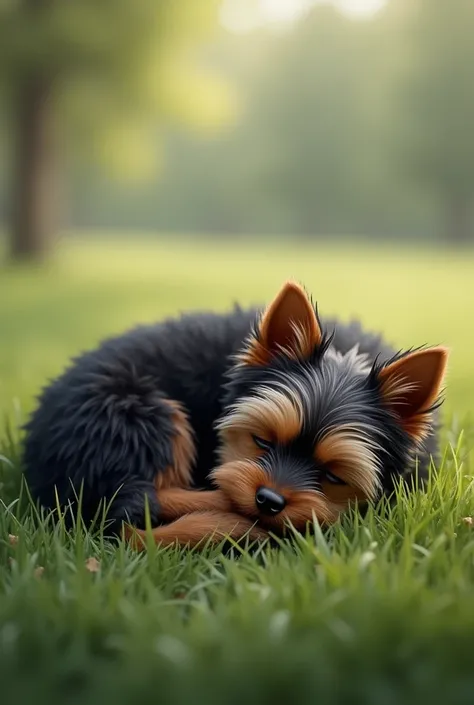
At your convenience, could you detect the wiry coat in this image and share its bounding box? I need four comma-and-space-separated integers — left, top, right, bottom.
23, 285, 445, 543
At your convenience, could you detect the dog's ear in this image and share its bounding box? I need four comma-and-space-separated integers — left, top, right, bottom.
239, 281, 323, 366
378, 347, 449, 441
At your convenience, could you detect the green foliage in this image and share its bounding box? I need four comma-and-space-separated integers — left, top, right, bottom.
1, 235, 474, 702
2, 1, 474, 240
401, 0, 474, 198
1, 410, 474, 703
239, 8, 391, 234
1, 235, 473, 418
67, 3, 442, 237
0, 0, 235, 178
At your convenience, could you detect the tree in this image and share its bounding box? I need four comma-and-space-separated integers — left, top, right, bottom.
399, 0, 474, 245
0, 0, 233, 261
236, 7, 391, 236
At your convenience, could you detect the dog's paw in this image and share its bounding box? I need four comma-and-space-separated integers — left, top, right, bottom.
123, 510, 269, 550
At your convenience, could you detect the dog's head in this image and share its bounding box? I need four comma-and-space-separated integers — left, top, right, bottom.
211, 281, 448, 534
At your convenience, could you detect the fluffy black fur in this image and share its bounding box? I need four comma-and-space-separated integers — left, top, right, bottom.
22, 304, 440, 530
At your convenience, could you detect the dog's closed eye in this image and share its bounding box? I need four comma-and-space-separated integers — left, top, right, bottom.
252, 435, 274, 452
324, 469, 347, 486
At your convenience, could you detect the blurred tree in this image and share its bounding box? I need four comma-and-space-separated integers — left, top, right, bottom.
68, 7, 431, 240
400, 0, 474, 245
0, 0, 234, 261
238, 7, 392, 235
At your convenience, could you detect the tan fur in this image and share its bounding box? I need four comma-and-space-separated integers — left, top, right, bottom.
211, 461, 269, 517
156, 488, 232, 521
212, 418, 382, 533
124, 510, 268, 550
316, 425, 381, 501
283, 490, 340, 529
216, 386, 303, 464
237, 281, 322, 366
319, 480, 368, 507
211, 460, 340, 532
378, 347, 449, 442
155, 400, 196, 490
217, 428, 264, 466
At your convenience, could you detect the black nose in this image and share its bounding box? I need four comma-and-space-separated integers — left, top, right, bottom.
255, 486, 286, 516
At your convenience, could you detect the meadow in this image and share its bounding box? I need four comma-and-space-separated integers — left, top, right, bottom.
1, 235, 474, 704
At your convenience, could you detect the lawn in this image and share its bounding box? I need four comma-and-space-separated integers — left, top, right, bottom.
1, 235, 474, 704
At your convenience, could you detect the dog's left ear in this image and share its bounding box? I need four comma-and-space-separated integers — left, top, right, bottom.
378, 347, 449, 441
239, 281, 323, 366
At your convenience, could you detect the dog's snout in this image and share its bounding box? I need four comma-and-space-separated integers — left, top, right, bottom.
255, 486, 286, 516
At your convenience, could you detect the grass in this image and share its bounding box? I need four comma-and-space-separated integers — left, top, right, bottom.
1, 234, 474, 704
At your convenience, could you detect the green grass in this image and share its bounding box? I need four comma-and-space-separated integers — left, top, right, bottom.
1, 235, 474, 704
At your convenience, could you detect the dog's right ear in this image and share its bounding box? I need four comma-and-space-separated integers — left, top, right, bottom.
238, 281, 323, 366
377, 347, 449, 442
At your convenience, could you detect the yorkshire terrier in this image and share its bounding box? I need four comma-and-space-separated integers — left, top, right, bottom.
23, 281, 448, 548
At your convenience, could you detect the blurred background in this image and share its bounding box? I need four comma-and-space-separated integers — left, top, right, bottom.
0, 0, 473, 433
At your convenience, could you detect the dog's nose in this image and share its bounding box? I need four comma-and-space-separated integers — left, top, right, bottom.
255, 486, 286, 516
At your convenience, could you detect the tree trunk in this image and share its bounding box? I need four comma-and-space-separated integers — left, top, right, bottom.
446, 193, 472, 247
9, 75, 58, 262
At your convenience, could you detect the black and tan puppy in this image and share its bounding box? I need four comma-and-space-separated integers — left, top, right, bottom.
23, 282, 448, 547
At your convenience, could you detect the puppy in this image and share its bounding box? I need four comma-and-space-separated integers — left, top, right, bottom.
23, 282, 448, 548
